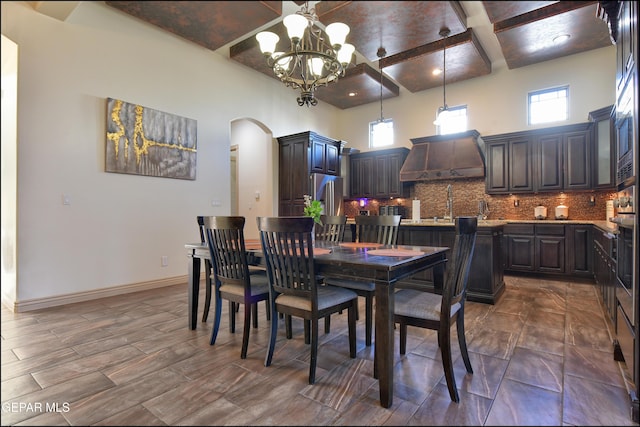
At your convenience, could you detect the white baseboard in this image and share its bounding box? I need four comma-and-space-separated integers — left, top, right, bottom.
10, 275, 190, 312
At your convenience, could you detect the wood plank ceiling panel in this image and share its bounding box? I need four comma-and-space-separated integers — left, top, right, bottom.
104, 1, 282, 51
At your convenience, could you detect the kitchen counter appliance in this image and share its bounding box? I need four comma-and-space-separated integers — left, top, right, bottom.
534, 205, 547, 220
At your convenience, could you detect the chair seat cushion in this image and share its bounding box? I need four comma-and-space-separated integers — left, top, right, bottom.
276, 286, 357, 311
394, 289, 460, 320
324, 278, 375, 292
219, 273, 270, 297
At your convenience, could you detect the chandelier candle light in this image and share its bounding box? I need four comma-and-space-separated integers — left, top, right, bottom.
256, 1, 355, 107
434, 27, 451, 126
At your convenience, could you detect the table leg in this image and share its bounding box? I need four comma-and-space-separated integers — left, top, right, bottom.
375, 281, 394, 408
188, 255, 201, 330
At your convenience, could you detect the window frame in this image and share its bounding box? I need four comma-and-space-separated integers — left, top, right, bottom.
369, 118, 394, 148
528, 85, 569, 125
436, 104, 468, 135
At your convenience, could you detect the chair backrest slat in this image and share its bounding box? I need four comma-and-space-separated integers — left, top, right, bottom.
354, 215, 401, 245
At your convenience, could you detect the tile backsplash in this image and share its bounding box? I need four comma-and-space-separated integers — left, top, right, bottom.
344, 178, 617, 220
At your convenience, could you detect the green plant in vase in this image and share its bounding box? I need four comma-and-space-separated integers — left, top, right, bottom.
303, 194, 323, 226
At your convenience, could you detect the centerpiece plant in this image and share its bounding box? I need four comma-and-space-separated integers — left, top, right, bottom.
303, 194, 323, 226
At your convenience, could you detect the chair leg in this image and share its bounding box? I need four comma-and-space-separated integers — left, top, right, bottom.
285, 314, 293, 339
304, 320, 311, 344
348, 303, 357, 358
365, 294, 373, 346
252, 303, 258, 328
456, 313, 473, 374
324, 316, 331, 334
202, 266, 213, 322
440, 325, 460, 403
265, 300, 271, 321
264, 299, 278, 367
309, 319, 318, 384
241, 302, 251, 359
399, 322, 408, 355
229, 301, 236, 333
210, 290, 223, 345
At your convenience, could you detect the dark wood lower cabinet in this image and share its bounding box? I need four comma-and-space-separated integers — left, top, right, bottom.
504, 223, 593, 277
397, 224, 505, 304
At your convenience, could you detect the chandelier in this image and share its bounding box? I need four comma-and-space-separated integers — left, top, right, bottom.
433, 27, 451, 126
256, 1, 355, 107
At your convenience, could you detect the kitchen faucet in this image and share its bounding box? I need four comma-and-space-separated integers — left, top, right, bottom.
444, 184, 454, 221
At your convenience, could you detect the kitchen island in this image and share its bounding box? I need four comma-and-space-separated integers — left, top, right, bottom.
396, 219, 506, 304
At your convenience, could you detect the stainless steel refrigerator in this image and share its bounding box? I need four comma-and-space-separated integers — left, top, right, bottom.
311, 173, 344, 216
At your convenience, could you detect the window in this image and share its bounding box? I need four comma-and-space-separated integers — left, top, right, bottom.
437, 105, 467, 135
528, 86, 568, 125
369, 118, 394, 148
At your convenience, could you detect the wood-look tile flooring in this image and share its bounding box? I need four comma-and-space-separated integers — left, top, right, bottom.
2, 275, 637, 426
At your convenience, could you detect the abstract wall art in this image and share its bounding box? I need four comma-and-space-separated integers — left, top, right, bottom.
106, 98, 197, 180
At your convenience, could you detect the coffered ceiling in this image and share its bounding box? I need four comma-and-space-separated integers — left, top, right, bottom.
37, 1, 613, 109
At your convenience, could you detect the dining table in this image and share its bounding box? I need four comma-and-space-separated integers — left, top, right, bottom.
185, 238, 449, 409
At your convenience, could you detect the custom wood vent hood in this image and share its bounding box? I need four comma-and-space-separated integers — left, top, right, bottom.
399, 130, 485, 181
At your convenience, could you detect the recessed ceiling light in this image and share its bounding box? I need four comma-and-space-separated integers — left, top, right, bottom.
553, 34, 570, 44
432, 68, 442, 76
348, 92, 357, 97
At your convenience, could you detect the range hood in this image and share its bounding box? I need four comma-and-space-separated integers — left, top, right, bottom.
399, 130, 485, 181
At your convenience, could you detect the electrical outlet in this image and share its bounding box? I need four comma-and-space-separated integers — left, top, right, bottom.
161, 256, 168, 267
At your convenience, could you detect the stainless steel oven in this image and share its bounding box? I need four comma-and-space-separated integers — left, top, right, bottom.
612, 184, 636, 325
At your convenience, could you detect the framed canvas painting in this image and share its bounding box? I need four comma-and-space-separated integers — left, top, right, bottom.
106, 98, 197, 180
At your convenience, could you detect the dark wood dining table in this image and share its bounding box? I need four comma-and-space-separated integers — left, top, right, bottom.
185, 238, 449, 409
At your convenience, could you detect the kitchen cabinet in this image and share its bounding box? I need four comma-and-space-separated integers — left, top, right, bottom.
485, 123, 593, 194
504, 224, 535, 271
588, 105, 616, 190
593, 227, 617, 324
277, 131, 342, 216
566, 225, 593, 277
504, 223, 569, 274
350, 147, 409, 199
397, 223, 505, 304
485, 135, 534, 194
504, 222, 595, 277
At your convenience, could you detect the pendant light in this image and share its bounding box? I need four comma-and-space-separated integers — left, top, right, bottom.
376, 47, 386, 123
434, 28, 451, 126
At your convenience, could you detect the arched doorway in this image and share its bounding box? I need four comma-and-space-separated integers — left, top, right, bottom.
229, 118, 277, 239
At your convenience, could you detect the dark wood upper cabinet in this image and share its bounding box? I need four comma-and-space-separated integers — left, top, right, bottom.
589, 105, 616, 190
485, 134, 533, 194
350, 147, 409, 199
277, 131, 343, 215
485, 122, 593, 194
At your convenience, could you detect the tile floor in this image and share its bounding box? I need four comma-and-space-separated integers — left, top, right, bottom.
1, 275, 638, 425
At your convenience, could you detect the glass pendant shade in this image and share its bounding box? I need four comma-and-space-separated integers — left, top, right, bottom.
283, 14, 308, 41
433, 107, 451, 125
337, 43, 355, 65
325, 22, 349, 48
256, 31, 279, 56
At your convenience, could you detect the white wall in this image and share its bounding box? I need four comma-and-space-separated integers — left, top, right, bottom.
334, 47, 617, 152
0, 1, 339, 308
0, 1, 617, 309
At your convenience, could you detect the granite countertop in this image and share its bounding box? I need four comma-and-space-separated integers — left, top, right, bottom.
397, 218, 619, 232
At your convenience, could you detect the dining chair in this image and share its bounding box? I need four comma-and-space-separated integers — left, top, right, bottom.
203, 216, 270, 359
257, 216, 357, 384
324, 214, 401, 346
393, 216, 478, 403
314, 214, 347, 242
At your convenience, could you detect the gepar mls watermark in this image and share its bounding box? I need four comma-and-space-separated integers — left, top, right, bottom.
2, 401, 70, 414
